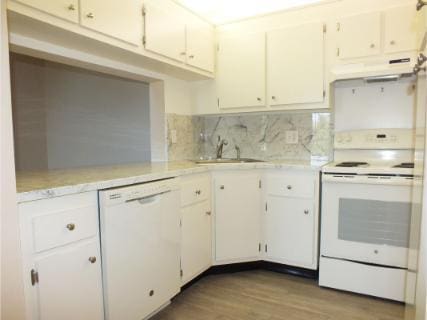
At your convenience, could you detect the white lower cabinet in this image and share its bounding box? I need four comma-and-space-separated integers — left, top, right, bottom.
34, 241, 103, 320
181, 201, 212, 284
213, 171, 262, 263
262, 170, 319, 270
180, 174, 212, 284
19, 192, 104, 320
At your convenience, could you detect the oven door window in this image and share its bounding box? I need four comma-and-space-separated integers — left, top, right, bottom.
338, 198, 411, 248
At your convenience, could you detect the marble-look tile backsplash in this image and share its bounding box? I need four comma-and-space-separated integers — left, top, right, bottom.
167, 112, 333, 161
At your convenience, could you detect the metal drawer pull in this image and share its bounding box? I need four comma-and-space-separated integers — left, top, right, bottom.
149, 290, 154, 296
68, 4, 76, 10
417, 0, 427, 11
220, 185, 225, 190
88, 256, 97, 264
195, 190, 202, 195
206, 211, 212, 216
66, 223, 75, 231
287, 185, 292, 190
86, 12, 94, 18
304, 210, 309, 215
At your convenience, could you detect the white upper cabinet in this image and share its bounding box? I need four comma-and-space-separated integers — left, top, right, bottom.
144, 2, 186, 62
336, 12, 382, 59
217, 33, 266, 109
384, 5, 418, 54
267, 22, 324, 106
143, 0, 215, 72
80, 0, 143, 46
186, 17, 215, 73
13, 0, 79, 23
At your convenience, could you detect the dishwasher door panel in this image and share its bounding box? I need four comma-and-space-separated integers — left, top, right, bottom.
100, 189, 181, 320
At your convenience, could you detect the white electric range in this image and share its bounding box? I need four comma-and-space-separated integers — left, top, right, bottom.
319, 129, 418, 302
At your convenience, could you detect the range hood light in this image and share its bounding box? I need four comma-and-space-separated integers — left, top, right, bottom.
363, 74, 402, 83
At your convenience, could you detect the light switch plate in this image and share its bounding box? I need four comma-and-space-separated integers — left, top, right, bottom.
171, 130, 178, 144
285, 130, 299, 144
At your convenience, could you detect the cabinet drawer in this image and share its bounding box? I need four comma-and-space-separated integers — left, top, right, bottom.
266, 171, 316, 198
32, 204, 98, 253
180, 174, 211, 207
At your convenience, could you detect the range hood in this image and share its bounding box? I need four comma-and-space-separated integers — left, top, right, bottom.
330, 53, 416, 82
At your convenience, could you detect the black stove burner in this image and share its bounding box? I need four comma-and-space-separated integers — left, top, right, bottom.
393, 162, 414, 168
335, 162, 369, 168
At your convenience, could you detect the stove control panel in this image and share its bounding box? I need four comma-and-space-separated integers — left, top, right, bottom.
335, 129, 414, 149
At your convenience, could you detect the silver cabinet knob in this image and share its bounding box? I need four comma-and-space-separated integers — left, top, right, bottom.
195, 190, 201, 195
86, 12, 94, 18
220, 185, 225, 190
271, 96, 276, 100
374, 250, 379, 254
257, 97, 262, 101
149, 290, 154, 296
88, 256, 97, 263
206, 211, 212, 216
180, 52, 186, 56
370, 43, 375, 48
66, 223, 75, 231
68, 4, 76, 10
304, 210, 309, 215
390, 40, 396, 45
286, 185, 292, 190
189, 55, 195, 59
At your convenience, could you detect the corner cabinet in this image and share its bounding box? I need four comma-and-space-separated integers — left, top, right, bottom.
217, 33, 266, 109
213, 171, 262, 263
19, 192, 104, 320
262, 170, 320, 269
143, 0, 215, 73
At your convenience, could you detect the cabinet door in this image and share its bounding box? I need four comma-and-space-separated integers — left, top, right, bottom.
337, 12, 381, 59
34, 241, 103, 320
265, 196, 315, 268
13, 0, 79, 22
144, 2, 186, 62
214, 172, 261, 262
186, 17, 215, 72
80, 0, 143, 45
181, 201, 212, 284
217, 33, 266, 109
267, 22, 324, 106
384, 5, 418, 54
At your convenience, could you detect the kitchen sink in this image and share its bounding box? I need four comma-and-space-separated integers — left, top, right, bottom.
195, 158, 264, 164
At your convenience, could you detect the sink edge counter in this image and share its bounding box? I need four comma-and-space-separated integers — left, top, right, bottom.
16, 160, 328, 203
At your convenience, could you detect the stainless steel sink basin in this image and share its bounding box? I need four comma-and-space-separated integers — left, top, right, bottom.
195, 158, 264, 164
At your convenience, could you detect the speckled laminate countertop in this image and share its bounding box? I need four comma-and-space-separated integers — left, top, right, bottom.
16, 160, 328, 203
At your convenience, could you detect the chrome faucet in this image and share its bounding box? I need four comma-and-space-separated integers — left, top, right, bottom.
235, 145, 241, 160
216, 136, 228, 159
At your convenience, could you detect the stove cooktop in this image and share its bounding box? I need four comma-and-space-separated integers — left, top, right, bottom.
324, 161, 415, 175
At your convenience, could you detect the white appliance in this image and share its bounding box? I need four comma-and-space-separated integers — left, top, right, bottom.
99, 178, 181, 320
319, 129, 417, 301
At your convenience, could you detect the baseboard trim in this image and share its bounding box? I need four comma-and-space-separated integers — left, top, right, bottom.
180, 261, 318, 292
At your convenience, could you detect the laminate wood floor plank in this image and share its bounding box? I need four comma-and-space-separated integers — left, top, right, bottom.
151, 270, 405, 320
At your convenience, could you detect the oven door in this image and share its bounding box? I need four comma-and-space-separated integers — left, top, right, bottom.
321, 174, 414, 268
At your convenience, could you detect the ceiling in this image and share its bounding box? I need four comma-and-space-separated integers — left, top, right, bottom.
175, 0, 325, 25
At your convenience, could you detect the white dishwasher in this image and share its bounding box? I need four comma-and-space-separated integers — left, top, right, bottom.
99, 178, 181, 320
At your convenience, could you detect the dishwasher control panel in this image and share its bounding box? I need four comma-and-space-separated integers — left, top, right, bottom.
100, 178, 180, 206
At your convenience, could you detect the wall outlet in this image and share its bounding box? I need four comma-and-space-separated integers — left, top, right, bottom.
170, 130, 178, 144
285, 130, 299, 144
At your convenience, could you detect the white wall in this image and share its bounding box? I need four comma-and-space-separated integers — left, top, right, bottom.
164, 77, 193, 115
1, 1, 26, 319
